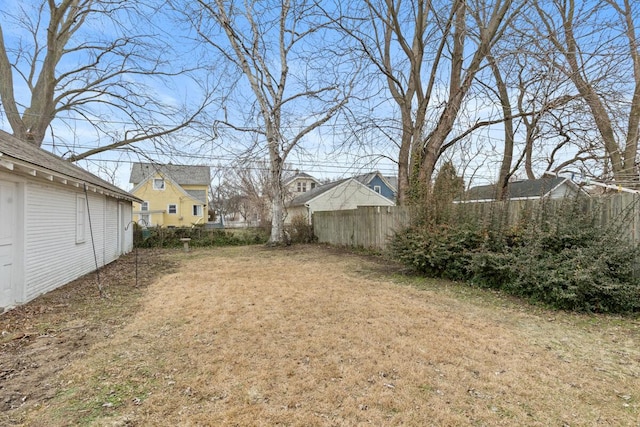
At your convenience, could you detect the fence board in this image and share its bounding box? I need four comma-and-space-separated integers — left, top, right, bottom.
313, 206, 410, 250
313, 194, 640, 250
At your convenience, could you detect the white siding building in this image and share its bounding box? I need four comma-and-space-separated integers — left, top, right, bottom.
0, 131, 140, 311
286, 178, 395, 224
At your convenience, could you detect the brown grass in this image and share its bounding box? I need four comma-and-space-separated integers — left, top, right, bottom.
2, 245, 639, 426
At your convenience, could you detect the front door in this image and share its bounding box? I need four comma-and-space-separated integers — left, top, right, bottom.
0, 180, 17, 308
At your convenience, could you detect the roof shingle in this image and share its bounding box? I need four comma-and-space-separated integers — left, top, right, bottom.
129, 162, 211, 186
0, 130, 138, 201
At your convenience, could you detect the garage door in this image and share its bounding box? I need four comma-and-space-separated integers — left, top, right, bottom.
0, 180, 16, 308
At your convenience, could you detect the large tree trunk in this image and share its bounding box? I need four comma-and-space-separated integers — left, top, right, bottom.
488, 54, 515, 200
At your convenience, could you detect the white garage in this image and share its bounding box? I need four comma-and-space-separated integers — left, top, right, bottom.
0, 130, 140, 311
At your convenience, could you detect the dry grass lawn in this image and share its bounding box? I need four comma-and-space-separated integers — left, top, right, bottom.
2, 245, 639, 426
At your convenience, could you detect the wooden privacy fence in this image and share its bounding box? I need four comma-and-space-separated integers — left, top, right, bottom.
313, 206, 410, 250
453, 193, 640, 243
313, 193, 640, 250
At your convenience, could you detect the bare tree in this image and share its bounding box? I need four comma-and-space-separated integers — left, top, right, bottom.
223, 160, 274, 227
181, 0, 352, 244
0, 0, 211, 159
481, 40, 577, 199
338, 0, 519, 205
532, 0, 640, 185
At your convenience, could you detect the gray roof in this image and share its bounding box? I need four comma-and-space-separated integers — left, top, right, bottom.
288, 171, 397, 207
352, 172, 378, 185
0, 130, 139, 202
185, 189, 208, 204
384, 176, 398, 191
464, 177, 571, 201
284, 171, 321, 185
353, 171, 397, 192
288, 178, 347, 207
129, 162, 211, 186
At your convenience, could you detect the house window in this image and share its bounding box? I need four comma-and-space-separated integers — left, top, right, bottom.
373, 185, 381, 194
168, 204, 177, 214
193, 205, 203, 216
297, 182, 302, 192
302, 182, 307, 192
76, 194, 86, 243
140, 201, 150, 226
311, 182, 316, 190
153, 178, 165, 190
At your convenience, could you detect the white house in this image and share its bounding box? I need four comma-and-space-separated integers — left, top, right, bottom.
286, 178, 395, 224
0, 130, 141, 311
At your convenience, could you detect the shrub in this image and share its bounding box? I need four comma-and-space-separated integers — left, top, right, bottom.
285, 214, 316, 244
390, 222, 485, 281
390, 197, 640, 314
134, 226, 268, 248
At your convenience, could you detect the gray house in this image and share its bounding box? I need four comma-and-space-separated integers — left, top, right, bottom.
0, 130, 140, 311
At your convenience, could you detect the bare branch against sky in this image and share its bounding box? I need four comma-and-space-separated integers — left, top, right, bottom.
1, 0, 639, 197
174, 0, 354, 243
0, 0, 214, 162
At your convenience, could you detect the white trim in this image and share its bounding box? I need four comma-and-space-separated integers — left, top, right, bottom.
0, 155, 139, 202
76, 194, 87, 243
153, 178, 166, 190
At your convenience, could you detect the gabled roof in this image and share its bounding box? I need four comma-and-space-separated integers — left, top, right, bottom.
284, 171, 322, 186
0, 130, 140, 202
463, 176, 576, 201
288, 178, 346, 207
130, 171, 207, 205
129, 162, 211, 186
289, 171, 401, 207
352, 171, 379, 185
353, 171, 397, 192
185, 189, 208, 204
384, 176, 398, 191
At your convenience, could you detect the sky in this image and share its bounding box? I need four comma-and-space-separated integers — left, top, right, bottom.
0, 0, 406, 191
1, 0, 635, 192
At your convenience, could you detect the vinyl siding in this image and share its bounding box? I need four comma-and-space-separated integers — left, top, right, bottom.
309, 180, 394, 213
367, 175, 395, 201
285, 180, 394, 224
23, 181, 132, 302
104, 198, 118, 263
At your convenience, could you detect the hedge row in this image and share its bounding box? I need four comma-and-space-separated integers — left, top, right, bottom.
390, 201, 640, 314
133, 226, 269, 248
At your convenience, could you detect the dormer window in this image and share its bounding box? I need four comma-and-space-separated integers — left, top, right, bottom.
153, 178, 165, 190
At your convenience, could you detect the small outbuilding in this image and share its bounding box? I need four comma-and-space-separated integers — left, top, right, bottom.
0, 130, 141, 311
286, 177, 395, 224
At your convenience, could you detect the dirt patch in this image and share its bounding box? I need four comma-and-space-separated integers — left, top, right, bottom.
2, 245, 639, 426
0, 249, 178, 423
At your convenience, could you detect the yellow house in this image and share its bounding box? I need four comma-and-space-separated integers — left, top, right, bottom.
129, 163, 210, 227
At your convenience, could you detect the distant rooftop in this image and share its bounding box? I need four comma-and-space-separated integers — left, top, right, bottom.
129, 162, 211, 186
464, 176, 571, 201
